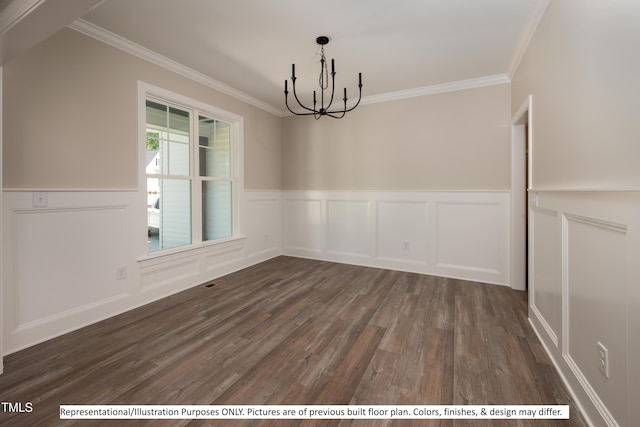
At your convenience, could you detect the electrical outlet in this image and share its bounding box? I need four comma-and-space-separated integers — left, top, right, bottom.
116, 266, 127, 280
597, 341, 609, 378
403, 241, 410, 251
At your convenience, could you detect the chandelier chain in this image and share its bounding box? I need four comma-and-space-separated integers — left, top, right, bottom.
319, 46, 329, 90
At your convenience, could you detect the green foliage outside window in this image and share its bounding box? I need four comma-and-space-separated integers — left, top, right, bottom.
146, 131, 160, 150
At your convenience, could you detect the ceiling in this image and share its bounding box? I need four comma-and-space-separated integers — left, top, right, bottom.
3, 0, 548, 115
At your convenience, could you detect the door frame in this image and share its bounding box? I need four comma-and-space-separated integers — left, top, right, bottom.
510, 95, 533, 291
0, 66, 4, 374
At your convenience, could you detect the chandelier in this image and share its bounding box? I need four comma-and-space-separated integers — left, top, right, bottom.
284, 36, 363, 119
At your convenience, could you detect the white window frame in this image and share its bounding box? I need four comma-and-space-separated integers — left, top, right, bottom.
137, 81, 244, 257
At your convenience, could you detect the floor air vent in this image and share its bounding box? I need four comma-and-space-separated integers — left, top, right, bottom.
204, 279, 225, 288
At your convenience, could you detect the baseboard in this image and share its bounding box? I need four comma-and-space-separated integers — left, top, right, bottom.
529, 310, 601, 427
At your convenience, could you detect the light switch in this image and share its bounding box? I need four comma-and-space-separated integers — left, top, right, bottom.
32, 192, 48, 208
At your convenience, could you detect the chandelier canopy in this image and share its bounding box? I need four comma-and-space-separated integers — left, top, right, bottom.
284, 36, 363, 119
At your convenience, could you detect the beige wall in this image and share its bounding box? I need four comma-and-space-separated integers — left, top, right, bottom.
3, 28, 281, 190
282, 83, 511, 191
5, 28, 512, 192
511, 0, 640, 188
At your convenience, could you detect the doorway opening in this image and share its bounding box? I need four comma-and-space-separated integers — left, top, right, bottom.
510, 95, 532, 292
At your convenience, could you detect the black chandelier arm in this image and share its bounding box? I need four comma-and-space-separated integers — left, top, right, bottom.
342, 88, 363, 113
315, 73, 363, 116
285, 77, 338, 118
317, 97, 348, 119
324, 109, 347, 119
285, 97, 322, 116
313, 98, 347, 119
286, 78, 318, 114
284, 91, 321, 116
284, 93, 306, 116
284, 98, 346, 119
318, 82, 363, 116
340, 74, 363, 113
292, 82, 318, 113
285, 90, 360, 119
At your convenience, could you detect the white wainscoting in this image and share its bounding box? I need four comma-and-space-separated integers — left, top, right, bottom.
2, 190, 281, 354
527, 190, 640, 427
243, 191, 283, 262
283, 190, 510, 286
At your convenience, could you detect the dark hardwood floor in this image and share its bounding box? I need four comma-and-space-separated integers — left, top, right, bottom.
0, 256, 587, 426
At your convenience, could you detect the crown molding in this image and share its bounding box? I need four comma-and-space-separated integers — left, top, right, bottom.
360, 74, 510, 107
0, 0, 44, 35
506, 0, 550, 79
282, 74, 511, 116
70, 18, 516, 119
68, 19, 283, 117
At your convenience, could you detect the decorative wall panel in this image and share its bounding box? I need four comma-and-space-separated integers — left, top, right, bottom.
527, 190, 640, 427
283, 190, 510, 285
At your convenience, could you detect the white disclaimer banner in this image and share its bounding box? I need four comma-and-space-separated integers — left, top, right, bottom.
60, 405, 569, 420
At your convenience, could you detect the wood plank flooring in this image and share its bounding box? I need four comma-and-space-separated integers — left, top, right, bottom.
0, 256, 587, 427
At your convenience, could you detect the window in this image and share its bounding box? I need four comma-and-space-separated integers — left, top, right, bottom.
140, 83, 243, 254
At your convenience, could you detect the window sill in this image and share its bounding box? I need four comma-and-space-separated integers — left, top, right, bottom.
137, 235, 247, 266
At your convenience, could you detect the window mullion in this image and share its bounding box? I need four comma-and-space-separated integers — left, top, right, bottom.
191, 108, 202, 246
